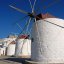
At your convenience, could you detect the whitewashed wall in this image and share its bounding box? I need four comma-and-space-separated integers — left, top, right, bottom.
31, 18, 64, 63
3, 38, 16, 46
15, 39, 31, 57
7, 44, 15, 56
0, 47, 6, 56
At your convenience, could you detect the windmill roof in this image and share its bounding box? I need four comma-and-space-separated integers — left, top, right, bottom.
18, 35, 29, 39
36, 13, 56, 20
10, 41, 16, 44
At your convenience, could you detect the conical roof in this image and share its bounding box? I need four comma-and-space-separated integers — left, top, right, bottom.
10, 41, 16, 44
18, 35, 29, 39
36, 13, 55, 20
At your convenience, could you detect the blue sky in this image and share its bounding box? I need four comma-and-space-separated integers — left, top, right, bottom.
0, 0, 64, 38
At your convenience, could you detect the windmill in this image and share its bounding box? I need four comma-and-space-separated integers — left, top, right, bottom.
9, 0, 59, 58
9, 0, 61, 36
9, 0, 42, 56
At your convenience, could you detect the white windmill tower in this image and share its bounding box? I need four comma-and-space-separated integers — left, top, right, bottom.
14, 23, 31, 58
9, 0, 64, 63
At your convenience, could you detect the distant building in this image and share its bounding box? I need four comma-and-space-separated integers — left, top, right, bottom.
0, 34, 17, 56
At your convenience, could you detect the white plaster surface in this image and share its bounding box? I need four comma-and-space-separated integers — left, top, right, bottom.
0, 47, 6, 56
15, 39, 31, 56
7, 44, 15, 56
31, 18, 64, 63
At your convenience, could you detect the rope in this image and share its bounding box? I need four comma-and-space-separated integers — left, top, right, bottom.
32, 0, 37, 12
44, 19, 64, 28
19, 18, 30, 35
29, 0, 33, 10
26, 18, 31, 34
28, 21, 34, 38
16, 23, 25, 34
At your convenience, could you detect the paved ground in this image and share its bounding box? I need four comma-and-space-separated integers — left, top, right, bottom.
0, 56, 31, 64
0, 57, 64, 64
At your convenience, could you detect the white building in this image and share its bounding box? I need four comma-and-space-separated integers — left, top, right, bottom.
0, 35, 17, 56
15, 35, 31, 58
0, 39, 6, 56
31, 13, 64, 63
7, 41, 16, 56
